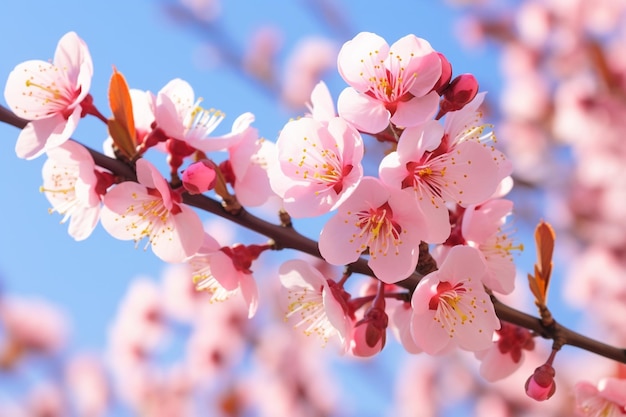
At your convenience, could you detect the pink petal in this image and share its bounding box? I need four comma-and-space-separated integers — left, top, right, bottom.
598, 378, 626, 406
152, 204, 204, 263
388, 35, 441, 97
319, 213, 367, 267
415, 195, 451, 243
322, 285, 350, 343
440, 140, 502, 206
15, 111, 79, 160
239, 273, 259, 318
67, 205, 101, 241
99, 182, 151, 239
208, 251, 241, 291
410, 309, 449, 355
53, 32, 93, 90
279, 259, 325, 290
369, 248, 419, 284
337, 87, 390, 134
308, 81, 336, 121
155, 78, 194, 138
437, 245, 486, 281
476, 343, 524, 382
390, 92, 440, 128
462, 199, 513, 243
337, 32, 389, 92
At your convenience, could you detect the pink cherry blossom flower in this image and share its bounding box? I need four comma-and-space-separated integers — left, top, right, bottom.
154, 78, 237, 152
100, 158, 204, 263
41, 140, 111, 241
269, 116, 364, 218
281, 37, 338, 108
319, 177, 427, 283
65, 354, 110, 417
575, 378, 626, 416
189, 234, 260, 318
0, 296, 69, 359
224, 113, 278, 207
4, 31, 93, 159
243, 25, 282, 85
336, 32, 441, 133
185, 299, 249, 383
410, 245, 499, 354
278, 259, 354, 350
379, 119, 501, 243
475, 322, 535, 381
442, 92, 512, 179
462, 198, 521, 294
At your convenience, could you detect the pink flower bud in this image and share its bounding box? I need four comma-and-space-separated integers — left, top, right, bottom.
525, 364, 556, 401
182, 160, 217, 194
433, 52, 453, 95
437, 74, 479, 118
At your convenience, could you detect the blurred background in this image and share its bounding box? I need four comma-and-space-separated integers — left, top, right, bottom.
1, 0, 626, 416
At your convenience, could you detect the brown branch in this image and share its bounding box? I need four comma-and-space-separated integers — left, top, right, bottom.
1, 103, 625, 365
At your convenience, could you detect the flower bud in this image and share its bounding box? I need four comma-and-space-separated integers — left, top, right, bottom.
525, 363, 556, 401
182, 160, 217, 194
437, 74, 479, 118
433, 52, 453, 95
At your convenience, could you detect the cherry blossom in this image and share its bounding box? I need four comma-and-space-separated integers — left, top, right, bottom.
223, 113, 278, 207
153, 78, 235, 152
575, 378, 626, 417
4, 31, 93, 159
100, 158, 204, 263
41, 140, 111, 241
462, 198, 520, 294
0, 296, 69, 361
319, 177, 427, 283
379, 119, 501, 243
410, 245, 499, 354
189, 234, 260, 318
336, 32, 441, 133
475, 323, 535, 382
278, 259, 354, 349
269, 116, 364, 218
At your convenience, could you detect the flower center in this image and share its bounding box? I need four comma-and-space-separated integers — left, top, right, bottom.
355, 202, 402, 258
184, 99, 224, 136
428, 280, 476, 328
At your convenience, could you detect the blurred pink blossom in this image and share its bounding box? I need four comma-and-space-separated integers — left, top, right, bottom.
575, 377, 626, 416
65, 354, 110, 417
281, 37, 337, 108
0, 296, 68, 363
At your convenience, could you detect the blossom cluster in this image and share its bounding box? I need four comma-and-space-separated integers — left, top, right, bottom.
5, 28, 621, 413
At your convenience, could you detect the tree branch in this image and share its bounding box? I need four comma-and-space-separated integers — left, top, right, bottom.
1, 103, 625, 364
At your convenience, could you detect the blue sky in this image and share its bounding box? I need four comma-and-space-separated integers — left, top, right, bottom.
0, 0, 578, 415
